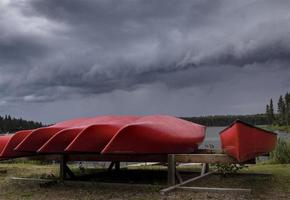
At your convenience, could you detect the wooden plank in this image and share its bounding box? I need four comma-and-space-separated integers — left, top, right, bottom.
178, 186, 251, 194
67, 154, 168, 162
11, 177, 164, 189
174, 154, 238, 164
161, 170, 215, 194
167, 154, 176, 186
62, 180, 162, 188
16, 154, 168, 162
17, 152, 254, 164
196, 149, 223, 154
11, 177, 55, 183
127, 162, 160, 167
220, 172, 272, 176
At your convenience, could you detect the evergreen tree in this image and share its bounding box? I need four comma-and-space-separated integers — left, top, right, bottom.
277, 95, 286, 125
265, 99, 275, 125
266, 104, 271, 124
0, 115, 43, 134
285, 93, 290, 126
269, 99, 275, 124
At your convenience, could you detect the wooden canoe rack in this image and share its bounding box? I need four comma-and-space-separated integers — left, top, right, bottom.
57, 152, 254, 194
57, 153, 170, 180
8, 151, 255, 194
161, 154, 253, 195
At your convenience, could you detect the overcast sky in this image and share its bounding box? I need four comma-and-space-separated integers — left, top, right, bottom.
0, 0, 290, 123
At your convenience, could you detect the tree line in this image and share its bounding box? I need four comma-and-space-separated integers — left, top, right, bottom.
2, 92, 287, 132
182, 114, 268, 127
0, 115, 43, 134
266, 92, 290, 126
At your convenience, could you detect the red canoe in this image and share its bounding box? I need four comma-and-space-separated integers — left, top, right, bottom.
14, 117, 90, 152
0, 135, 12, 158
102, 115, 206, 154
38, 116, 140, 153
64, 116, 140, 153
14, 116, 125, 153
220, 120, 277, 162
0, 115, 205, 160
0, 130, 33, 158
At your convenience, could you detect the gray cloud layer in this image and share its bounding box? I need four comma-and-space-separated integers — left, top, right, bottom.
0, 0, 290, 122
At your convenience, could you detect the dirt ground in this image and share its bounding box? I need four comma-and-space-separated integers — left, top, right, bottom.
0, 163, 289, 200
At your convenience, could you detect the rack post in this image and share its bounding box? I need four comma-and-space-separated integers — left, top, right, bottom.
168, 154, 176, 186
59, 154, 75, 180
60, 154, 66, 181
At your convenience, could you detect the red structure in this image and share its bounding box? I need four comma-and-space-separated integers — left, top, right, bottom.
0, 115, 205, 160
102, 115, 205, 154
220, 120, 277, 162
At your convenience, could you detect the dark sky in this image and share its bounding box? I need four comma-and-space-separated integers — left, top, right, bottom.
0, 0, 290, 123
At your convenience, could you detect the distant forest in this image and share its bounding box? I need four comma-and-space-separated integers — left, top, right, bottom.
1, 91, 288, 133
184, 92, 290, 127
265, 92, 290, 126
0, 115, 43, 134
182, 114, 268, 127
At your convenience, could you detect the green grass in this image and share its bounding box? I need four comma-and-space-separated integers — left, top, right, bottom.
1, 162, 290, 199
269, 138, 290, 164
263, 125, 290, 133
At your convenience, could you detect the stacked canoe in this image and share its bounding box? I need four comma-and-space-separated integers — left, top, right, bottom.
0, 115, 206, 160
0, 115, 278, 163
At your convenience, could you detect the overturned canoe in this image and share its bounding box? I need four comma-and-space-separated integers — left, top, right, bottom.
38, 116, 140, 153
102, 115, 206, 154
0, 115, 205, 160
0, 135, 12, 157
15, 116, 139, 153
220, 120, 277, 162
14, 117, 90, 152
64, 116, 140, 153
0, 130, 33, 158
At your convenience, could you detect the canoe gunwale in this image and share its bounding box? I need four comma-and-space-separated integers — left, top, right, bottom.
219, 120, 277, 136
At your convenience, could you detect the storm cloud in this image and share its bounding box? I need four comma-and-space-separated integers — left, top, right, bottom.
0, 0, 290, 123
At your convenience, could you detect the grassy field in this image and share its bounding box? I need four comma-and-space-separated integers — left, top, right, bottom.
0, 162, 290, 200
261, 125, 290, 133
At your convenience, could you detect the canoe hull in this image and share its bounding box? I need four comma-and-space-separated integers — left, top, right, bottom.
38, 116, 140, 153
102, 115, 205, 154
0, 135, 12, 155
0, 130, 32, 158
16, 116, 140, 153
1, 115, 206, 160
220, 120, 277, 162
